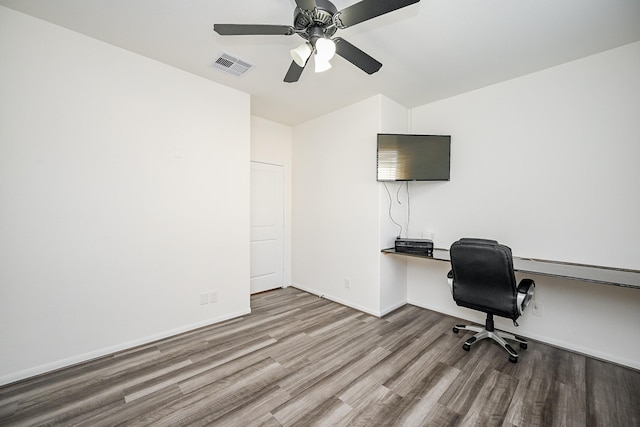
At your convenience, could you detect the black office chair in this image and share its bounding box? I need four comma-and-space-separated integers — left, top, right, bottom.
447, 238, 535, 363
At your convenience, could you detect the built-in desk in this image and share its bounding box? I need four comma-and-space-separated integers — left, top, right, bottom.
382, 248, 640, 289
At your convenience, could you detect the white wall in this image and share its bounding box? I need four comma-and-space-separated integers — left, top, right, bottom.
0, 7, 251, 385
292, 96, 386, 315
405, 41, 640, 368
378, 97, 410, 314
250, 116, 293, 287
291, 95, 416, 316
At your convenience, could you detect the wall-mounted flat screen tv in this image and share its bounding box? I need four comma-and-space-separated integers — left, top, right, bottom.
377, 134, 451, 181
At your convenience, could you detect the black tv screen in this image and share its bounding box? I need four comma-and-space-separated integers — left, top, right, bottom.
377, 134, 451, 181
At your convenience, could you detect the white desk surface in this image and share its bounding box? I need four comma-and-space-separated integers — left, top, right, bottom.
382, 248, 640, 289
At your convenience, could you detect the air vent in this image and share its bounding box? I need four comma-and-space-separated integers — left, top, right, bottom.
210, 53, 254, 76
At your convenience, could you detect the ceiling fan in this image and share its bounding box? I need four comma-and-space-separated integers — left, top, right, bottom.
213, 0, 420, 83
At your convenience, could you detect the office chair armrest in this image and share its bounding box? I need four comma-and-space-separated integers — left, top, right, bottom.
516, 278, 535, 315
447, 270, 454, 295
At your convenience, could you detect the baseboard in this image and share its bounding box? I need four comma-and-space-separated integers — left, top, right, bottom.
407, 298, 640, 371
0, 309, 251, 387
380, 300, 409, 317
289, 284, 407, 318
290, 283, 383, 317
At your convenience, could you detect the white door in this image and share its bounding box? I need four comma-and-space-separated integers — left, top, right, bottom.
250, 162, 284, 294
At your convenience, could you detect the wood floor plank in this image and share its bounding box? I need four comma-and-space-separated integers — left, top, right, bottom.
353, 388, 408, 426
1, 287, 639, 426
586, 357, 640, 426
456, 368, 518, 426
272, 347, 391, 426
391, 363, 461, 426
73, 384, 183, 427
207, 385, 292, 427
421, 402, 463, 427
383, 335, 460, 398
337, 383, 394, 425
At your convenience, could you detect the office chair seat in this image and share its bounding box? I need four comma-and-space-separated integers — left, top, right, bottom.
447, 238, 535, 363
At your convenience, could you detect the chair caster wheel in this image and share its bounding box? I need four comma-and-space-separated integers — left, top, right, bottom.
520, 343, 528, 350
462, 343, 470, 351
509, 355, 518, 363
453, 327, 459, 333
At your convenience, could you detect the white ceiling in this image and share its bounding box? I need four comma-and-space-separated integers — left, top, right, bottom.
2, 0, 640, 126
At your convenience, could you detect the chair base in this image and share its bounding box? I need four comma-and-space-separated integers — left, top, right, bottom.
453, 319, 528, 363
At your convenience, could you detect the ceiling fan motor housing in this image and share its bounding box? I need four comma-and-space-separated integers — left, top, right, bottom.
294, 0, 338, 41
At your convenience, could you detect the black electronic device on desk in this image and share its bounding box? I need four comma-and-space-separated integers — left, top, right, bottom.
395, 238, 434, 257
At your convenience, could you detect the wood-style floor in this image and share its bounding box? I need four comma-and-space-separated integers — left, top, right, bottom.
1, 287, 639, 426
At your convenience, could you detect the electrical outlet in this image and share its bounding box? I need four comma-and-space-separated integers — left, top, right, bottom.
209, 291, 218, 303
200, 293, 209, 305
532, 300, 543, 317
344, 279, 351, 289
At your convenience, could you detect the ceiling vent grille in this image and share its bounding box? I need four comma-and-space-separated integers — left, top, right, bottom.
211, 53, 253, 76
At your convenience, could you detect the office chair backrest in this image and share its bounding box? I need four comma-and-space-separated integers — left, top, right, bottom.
450, 238, 518, 320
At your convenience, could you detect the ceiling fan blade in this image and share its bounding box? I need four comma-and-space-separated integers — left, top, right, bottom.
284, 60, 306, 83
335, 0, 420, 28
334, 38, 382, 74
214, 24, 294, 36
295, 0, 317, 10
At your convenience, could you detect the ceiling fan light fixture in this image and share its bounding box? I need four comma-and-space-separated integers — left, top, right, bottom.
314, 55, 332, 73
315, 37, 336, 61
290, 42, 312, 67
